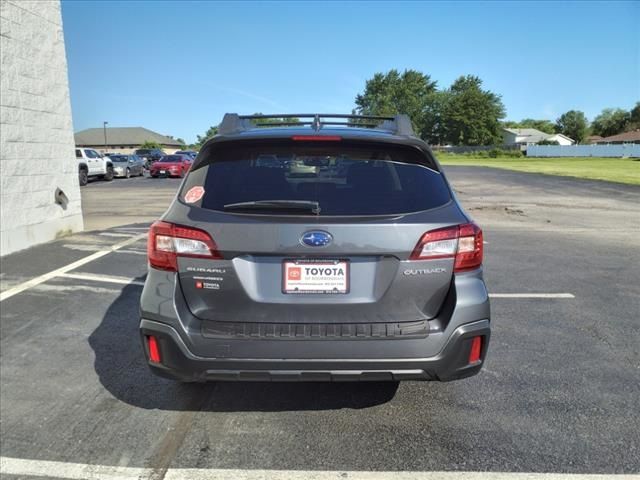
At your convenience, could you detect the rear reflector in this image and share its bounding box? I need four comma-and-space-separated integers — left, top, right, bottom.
147, 335, 161, 363
409, 223, 483, 272
148, 221, 222, 272
291, 135, 342, 141
468, 336, 482, 364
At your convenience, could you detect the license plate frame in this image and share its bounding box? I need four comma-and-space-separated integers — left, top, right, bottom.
282, 259, 350, 294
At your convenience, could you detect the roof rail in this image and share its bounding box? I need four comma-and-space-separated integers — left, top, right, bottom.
218, 113, 415, 137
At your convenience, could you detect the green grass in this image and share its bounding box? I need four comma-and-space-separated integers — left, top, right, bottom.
437, 155, 640, 185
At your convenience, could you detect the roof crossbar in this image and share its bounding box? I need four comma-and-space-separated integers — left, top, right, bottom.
218, 113, 415, 136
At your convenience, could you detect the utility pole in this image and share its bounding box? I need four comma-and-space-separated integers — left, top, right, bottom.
103, 121, 108, 153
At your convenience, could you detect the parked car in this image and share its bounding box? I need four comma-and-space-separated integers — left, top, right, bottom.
175, 150, 198, 159
140, 113, 490, 383
109, 154, 145, 178
134, 148, 164, 168
76, 148, 113, 186
149, 154, 193, 178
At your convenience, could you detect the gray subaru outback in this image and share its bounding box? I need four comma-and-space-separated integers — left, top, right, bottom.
140, 113, 490, 382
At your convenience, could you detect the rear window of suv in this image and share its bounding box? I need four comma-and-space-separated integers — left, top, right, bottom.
193, 142, 451, 216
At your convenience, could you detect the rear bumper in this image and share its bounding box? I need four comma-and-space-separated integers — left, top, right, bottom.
140, 318, 490, 382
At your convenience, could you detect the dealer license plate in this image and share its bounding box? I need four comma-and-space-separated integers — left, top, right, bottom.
282, 259, 349, 294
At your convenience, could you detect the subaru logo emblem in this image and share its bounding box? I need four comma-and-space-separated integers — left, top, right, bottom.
301, 231, 332, 247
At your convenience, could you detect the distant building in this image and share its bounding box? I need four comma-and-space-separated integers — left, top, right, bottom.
74, 127, 183, 154
585, 135, 604, 144
544, 133, 576, 146
502, 128, 575, 147
595, 130, 640, 144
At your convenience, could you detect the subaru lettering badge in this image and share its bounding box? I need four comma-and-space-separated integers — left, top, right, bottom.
301, 231, 332, 247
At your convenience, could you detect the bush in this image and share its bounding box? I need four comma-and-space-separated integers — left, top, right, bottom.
486, 148, 523, 158
504, 149, 523, 158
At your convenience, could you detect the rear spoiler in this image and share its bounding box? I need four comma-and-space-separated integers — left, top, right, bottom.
218, 113, 416, 137
193, 137, 440, 173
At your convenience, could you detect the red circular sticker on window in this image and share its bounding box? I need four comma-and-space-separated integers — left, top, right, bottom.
184, 186, 205, 204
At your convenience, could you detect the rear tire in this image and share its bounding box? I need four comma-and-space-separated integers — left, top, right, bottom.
79, 168, 88, 187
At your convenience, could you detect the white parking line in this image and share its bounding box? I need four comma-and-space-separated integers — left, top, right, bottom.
489, 293, 575, 299
60, 272, 145, 286
1, 457, 634, 480
0, 234, 146, 302
99, 232, 138, 238
115, 249, 147, 255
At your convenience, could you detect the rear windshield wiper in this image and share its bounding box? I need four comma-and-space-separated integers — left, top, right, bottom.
223, 200, 321, 215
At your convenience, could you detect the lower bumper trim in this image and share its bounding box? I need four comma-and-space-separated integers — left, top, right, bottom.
140, 319, 490, 383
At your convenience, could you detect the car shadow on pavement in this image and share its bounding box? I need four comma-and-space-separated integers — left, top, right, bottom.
89, 284, 399, 412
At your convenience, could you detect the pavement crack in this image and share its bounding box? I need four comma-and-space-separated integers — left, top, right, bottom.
142, 393, 207, 480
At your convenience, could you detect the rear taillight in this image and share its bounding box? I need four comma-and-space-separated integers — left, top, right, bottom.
455, 223, 483, 272
410, 223, 483, 272
147, 220, 222, 271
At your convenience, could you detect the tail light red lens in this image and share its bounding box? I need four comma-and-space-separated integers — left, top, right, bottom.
410, 223, 483, 272
147, 335, 161, 363
468, 336, 483, 364
455, 223, 483, 272
147, 221, 222, 271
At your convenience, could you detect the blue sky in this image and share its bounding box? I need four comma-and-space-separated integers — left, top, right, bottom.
62, 1, 639, 143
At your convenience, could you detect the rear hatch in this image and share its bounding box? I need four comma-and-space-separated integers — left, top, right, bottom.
165, 138, 467, 325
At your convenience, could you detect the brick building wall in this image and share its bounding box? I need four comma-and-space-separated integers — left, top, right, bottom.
0, 0, 83, 256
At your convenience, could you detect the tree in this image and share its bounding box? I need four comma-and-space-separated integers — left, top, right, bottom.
506, 118, 556, 134
195, 126, 218, 147
627, 102, 640, 131
354, 69, 438, 134
442, 75, 505, 145
176, 137, 186, 147
250, 113, 301, 125
555, 110, 588, 143
591, 108, 630, 137
421, 91, 451, 145
139, 140, 162, 150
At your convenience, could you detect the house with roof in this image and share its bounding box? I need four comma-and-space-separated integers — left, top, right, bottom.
502, 128, 575, 147
74, 127, 183, 154
595, 129, 640, 144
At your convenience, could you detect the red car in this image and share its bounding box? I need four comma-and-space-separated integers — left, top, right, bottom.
150, 154, 193, 178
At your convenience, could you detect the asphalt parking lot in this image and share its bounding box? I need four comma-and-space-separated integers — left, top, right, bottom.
1, 168, 639, 479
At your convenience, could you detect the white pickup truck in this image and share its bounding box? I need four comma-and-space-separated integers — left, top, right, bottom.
76, 148, 114, 186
